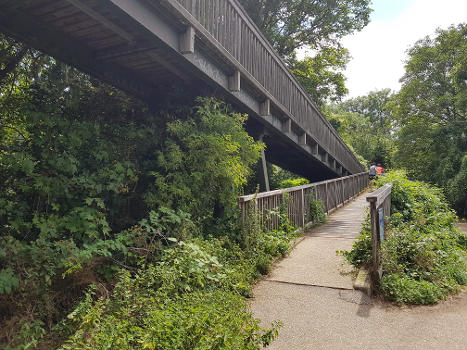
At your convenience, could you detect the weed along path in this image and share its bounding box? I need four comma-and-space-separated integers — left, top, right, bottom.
250, 192, 467, 350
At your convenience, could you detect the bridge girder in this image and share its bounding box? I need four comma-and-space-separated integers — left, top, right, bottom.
0, 0, 362, 181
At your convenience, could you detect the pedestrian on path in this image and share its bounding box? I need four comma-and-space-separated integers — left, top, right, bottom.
369, 163, 377, 180
376, 163, 385, 175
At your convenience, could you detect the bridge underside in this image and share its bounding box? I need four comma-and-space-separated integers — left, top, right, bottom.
0, 0, 361, 182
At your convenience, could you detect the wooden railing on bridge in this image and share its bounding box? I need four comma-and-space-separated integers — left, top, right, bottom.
165, 0, 364, 174
239, 172, 369, 230
366, 183, 392, 282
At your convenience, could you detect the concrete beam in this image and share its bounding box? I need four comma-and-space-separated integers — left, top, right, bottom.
228, 70, 240, 92
259, 135, 270, 192
282, 118, 291, 133
260, 99, 270, 116
298, 133, 307, 146
180, 25, 195, 54
311, 143, 319, 156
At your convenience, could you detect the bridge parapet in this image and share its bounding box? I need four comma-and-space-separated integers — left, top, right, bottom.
239, 172, 369, 230
161, 0, 364, 174
0, 0, 364, 176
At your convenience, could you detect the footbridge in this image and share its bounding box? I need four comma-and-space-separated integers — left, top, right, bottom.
0, 0, 365, 181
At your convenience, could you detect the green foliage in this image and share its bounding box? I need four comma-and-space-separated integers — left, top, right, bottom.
445, 155, 467, 217
291, 47, 350, 106
340, 219, 372, 267
239, 193, 300, 277
380, 275, 444, 305
267, 165, 303, 191
149, 97, 263, 232
63, 286, 278, 350
0, 43, 267, 348
336, 89, 393, 132
388, 24, 467, 215
0, 32, 287, 348
61, 235, 288, 350
280, 178, 310, 188
343, 171, 466, 304
308, 193, 327, 227
326, 89, 395, 167
0, 267, 19, 294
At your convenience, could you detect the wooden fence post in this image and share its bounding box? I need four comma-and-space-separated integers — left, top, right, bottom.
325, 181, 329, 214
366, 183, 392, 284
301, 188, 305, 227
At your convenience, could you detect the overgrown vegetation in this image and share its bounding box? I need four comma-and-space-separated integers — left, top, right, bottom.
308, 192, 327, 228
58, 231, 295, 350
344, 171, 467, 304
0, 32, 303, 348
280, 178, 309, 188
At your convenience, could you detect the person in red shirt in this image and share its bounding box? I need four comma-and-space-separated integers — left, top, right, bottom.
376, 163, 384, 175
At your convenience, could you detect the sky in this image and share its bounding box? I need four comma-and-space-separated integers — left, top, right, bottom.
342, 0, 466, 98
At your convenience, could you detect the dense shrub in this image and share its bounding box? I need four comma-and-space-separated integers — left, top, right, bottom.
344, 171, 466, 304
61, 230, 295, 350
0, 55, 268, 347
308, 193, 327, 227
340, 219, 371, 267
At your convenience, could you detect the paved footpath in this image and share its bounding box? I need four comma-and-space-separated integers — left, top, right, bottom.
250, 192, 467, 350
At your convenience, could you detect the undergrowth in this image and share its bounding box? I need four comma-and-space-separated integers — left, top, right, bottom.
58, 231, 292, 350
308, 191, 327, 227
343, 171, 466, 304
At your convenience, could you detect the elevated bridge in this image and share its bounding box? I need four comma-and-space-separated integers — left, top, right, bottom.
0, 0, 365, 181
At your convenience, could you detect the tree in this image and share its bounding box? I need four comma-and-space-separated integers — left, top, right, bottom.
291, 46, 349, 106
337, 88, 393, 132
388, 24, 467, 215
238, 0, 372, 59
327, 89, 395, 167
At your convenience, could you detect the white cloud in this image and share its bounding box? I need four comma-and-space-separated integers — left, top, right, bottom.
342, 0, 466, 98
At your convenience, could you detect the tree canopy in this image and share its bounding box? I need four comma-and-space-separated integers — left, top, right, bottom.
388, 23, 466, 215
326, 88, 395, 167
291, 46, 350, 106
238, 0, 372, 58
238, 0, 372, 105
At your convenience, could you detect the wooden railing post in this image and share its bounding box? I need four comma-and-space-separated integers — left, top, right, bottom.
341, 178, 345, 205
366, 183, 393, 284
301, 188, 305, 227
325, 181, 329, 214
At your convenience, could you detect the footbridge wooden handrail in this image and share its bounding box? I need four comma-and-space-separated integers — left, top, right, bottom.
239, 172, 369, 230
366, 183, 392, 282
